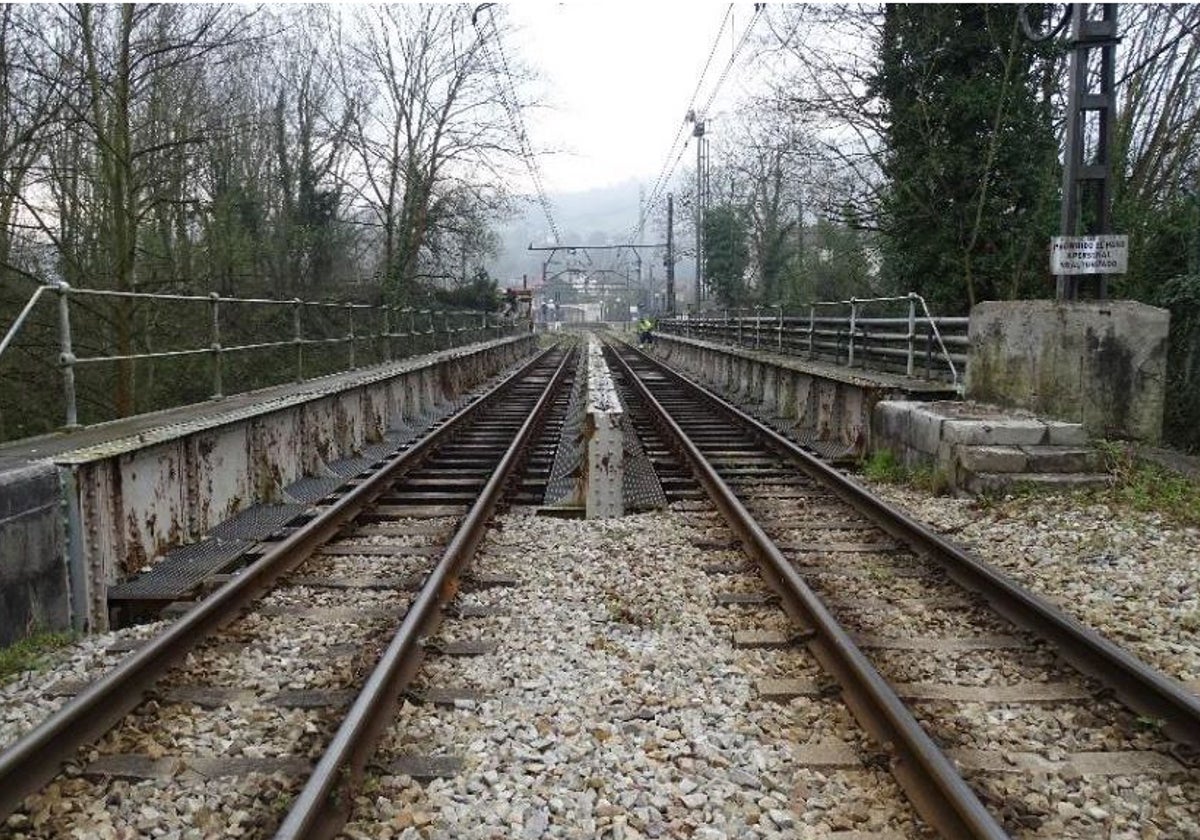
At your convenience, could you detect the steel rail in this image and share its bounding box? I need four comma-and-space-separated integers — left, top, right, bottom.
604, 339, 1009, 840
0, 344, 557, 821
275, 348, 574, 839
628, 339, 1200, 750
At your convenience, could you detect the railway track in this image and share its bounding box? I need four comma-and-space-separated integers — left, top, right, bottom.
3, 330, 1198, 838
604, 336, 1200, 838
0, 343, 574, 839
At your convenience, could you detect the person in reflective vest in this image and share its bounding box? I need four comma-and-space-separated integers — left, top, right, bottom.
637, 317, 654, 345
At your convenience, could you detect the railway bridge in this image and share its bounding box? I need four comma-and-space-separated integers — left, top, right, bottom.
0, 298, 1196, 839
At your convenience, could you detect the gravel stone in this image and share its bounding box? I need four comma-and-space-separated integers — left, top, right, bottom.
342, 509, 930, 839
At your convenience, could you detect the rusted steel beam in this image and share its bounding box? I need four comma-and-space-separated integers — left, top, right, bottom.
273, 349, 573, 840
0, 346, 557, 822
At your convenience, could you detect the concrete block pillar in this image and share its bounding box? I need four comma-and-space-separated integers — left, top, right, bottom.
966, 300, 1169, 442
584, 337, 623, 519
0, 464, 69, 644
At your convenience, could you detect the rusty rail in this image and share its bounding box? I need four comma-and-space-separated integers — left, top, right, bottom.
626, 338, 1200, 751
0, 344, 559, 821
275, 348, 574, 839
604, 338, 1009, 839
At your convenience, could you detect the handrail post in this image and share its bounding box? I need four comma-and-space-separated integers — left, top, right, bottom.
807, 304, 815, 358
347, 303, 356, 369
906, 293, 917, 378
382, 306, 393, 362
777, 305, 783, 352
847, 297, 858, 367
926, 327, 934, 379
754, 305, 762, 349
209, 292, 223, 399
55, 282, 79, 429
293, 298, 304, 383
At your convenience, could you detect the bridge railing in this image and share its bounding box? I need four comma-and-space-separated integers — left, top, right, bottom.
658, 293, 967, 389
0, 283, 517, 430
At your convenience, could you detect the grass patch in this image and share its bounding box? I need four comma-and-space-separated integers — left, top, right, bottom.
862, 449, 908, 483
0, 630, 75, 683
861, 449, 952, 496
1092, 443, 1200, 527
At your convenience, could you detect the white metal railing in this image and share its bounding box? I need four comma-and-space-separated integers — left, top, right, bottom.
0, 282, 518, 429
660, 293, 966, 389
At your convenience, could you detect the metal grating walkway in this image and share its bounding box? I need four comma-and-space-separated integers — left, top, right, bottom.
107, 537, 250, 602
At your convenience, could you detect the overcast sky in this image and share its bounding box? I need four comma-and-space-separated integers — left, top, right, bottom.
505, 4, 761, 197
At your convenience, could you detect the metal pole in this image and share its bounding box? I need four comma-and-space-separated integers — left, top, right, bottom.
848, 298, 858, 367
210, 293, 223, 399
694, 119, 705, 305
347, 304, 356, 368
666, 193, 676, 314
293, 299, 304, 383
777, 305, 783, 352
383, 306, 393, 362
56, 282, 79, 429
906, 294, 917, 378
808, 304, 815, 358
1057, 3, 1118, 301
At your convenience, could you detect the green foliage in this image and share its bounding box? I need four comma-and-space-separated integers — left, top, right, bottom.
0, 631, 74, 683
703, 204, 752, 306
861, 449, 952, 495
1156, 274, 1200, 453
1093, 443, 1200, 526
784, 218, 877, 305
430, 270, 501, 312
872, 5, 1059, 313
862, 449, 907, 483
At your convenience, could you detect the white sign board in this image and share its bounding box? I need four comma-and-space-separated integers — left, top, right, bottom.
1050, 235, 1128, 275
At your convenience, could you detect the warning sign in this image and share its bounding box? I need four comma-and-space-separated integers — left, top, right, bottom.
1050, 235, 1128, 275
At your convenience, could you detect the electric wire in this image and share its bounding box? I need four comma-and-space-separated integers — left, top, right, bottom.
640, 8, 732, 216
699, 4, 764, 116
488, 10, 561, 243
635, 5, 765, 240
473, 6, 562, 244
630, 5, 733, 242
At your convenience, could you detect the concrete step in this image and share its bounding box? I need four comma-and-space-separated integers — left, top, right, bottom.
961, 471, 1112, 495
878, 400, 1089, 450
957, 444, 1102, 475
1025, 445, 1103, 473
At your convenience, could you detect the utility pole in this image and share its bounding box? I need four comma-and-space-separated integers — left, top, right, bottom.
1055, 3, 1119, 301
689, 111, 706, 305
666, 193, 676, 314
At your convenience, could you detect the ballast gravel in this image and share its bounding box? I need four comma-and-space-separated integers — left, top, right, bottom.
859, 481, 1200, 687
0, 621, 166, 752
341, 508, 929, 840
4, 475, 1198, 837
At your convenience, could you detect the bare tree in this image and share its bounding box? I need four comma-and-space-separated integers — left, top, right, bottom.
339, 5, 517, 301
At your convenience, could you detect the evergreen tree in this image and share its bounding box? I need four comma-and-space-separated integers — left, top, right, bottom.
703, 204, 751, 306
872, 4, 1059, 313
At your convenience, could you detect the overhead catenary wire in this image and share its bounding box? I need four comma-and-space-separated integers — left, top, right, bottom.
634, 4, 765, 240
473, 5, 562, 244
634, 5, 734, 239
699, 3, 764, 117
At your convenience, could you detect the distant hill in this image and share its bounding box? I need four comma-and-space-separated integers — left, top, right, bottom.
489, 181, 645, 285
